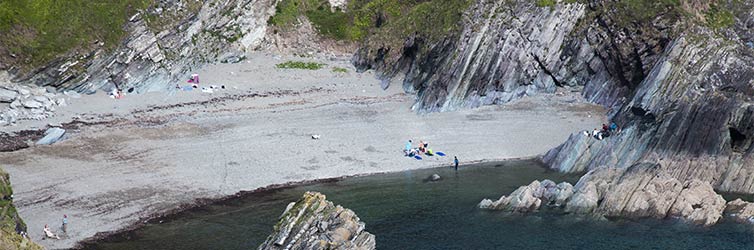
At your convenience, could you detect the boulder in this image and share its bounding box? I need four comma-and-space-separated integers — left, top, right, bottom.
723, 199, 754, 224
480, 179, 576, 212
36, 128, 66, 145
428, 174, 441, 182
258, 192, 375, 250
0, 88, 16, 103
667, 180, 727, 226
21, 99, 43, 109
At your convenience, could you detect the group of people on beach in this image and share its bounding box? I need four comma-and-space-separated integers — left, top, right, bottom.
404, 140, 435, 157
587, 122, 620, 140
42, 214, 67, 240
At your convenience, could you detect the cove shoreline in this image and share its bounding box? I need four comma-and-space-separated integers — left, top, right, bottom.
74, 158, 538, 249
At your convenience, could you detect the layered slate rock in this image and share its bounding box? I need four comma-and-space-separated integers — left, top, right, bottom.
483, 164, 729, 226
10, 0, 278, 93
479, 179, 574, 212
724, 199, 754, 224
259, 192, 375, 250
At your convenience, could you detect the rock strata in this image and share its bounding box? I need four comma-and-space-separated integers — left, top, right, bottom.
259, 192, 375, 250
724, 199, 754, 224
483, 165, 730, 226
479, 179, 573, 212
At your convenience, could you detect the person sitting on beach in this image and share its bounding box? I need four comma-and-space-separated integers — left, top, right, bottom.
592, 128, 601, 140
44, 224, 60, 240
609, 122, 619, 133
405, 140, 413, 156
418, 140, 425, 154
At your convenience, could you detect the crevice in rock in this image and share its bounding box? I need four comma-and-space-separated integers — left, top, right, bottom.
729, 127, 747, 153
532, 54, 564, 87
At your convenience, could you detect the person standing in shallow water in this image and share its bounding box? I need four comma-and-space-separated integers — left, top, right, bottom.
454, 156, 459, 171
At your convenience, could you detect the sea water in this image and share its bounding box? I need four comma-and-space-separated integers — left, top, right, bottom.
85, 160, 754, 250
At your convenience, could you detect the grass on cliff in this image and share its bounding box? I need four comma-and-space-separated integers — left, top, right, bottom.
276, 61, 326, 70
0, 0, 151, 72
268, 0, 471, 43
704, 3, 735, 30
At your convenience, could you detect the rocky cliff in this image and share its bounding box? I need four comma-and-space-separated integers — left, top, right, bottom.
543, 1, 754, 194
258, 192, 375, 250
352, 0, 754, 196
0, 169, 43, 250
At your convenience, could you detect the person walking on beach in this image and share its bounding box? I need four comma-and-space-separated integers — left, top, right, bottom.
454, 156, 459, 171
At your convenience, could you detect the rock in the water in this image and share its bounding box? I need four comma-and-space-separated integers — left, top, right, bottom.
258, 191, 375, 250
479, 179, 574, 213
667, 180, 727, 226
565, 165, 727, 226
36, 128, 66, 145
724, 199, 754, 224
428, 174, 441, 182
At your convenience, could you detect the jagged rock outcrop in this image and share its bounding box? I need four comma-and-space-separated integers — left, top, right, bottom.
544, 26, 754, 193
354, 1, 599, 111
724, 198, 754, 223
258, 192, 375, 250
479, 179, 573, 212
568, 165, 726, 226
484, 165, 730, 226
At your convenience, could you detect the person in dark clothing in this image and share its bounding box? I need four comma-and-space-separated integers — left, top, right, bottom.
454, 156, 459, 171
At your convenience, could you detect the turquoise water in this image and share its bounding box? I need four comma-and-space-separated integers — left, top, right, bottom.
84, 160, 754, 250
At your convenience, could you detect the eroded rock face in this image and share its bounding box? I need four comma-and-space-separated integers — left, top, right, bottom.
571, 165, 726, 226
541, 2, 754, 195
484, 165, 729, 226
259, 191, 375, 250
479, 179, 574, 213
724, 199, 754, 224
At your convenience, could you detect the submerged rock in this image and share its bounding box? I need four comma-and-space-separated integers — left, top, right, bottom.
428, 174, 441, 182
258, 191, 375, 250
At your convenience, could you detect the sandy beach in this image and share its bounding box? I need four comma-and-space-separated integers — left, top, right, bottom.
0, 53, 605, 249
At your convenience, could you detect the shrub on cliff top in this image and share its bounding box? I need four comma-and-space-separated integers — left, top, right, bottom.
268, 0, 472, 43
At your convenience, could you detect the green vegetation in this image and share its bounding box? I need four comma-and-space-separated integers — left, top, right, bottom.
0, 169, 43, 250
0, 0, 151, 72
705, 4, 735, 30
332, 67, 348, 73
268, 0, 472, 42
617, 0, 682, 24
276, 61, 326, 70
535, 0, 557, 8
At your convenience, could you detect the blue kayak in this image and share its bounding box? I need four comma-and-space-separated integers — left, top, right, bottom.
414, 155, 423, 160
436, 152, 446, 156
